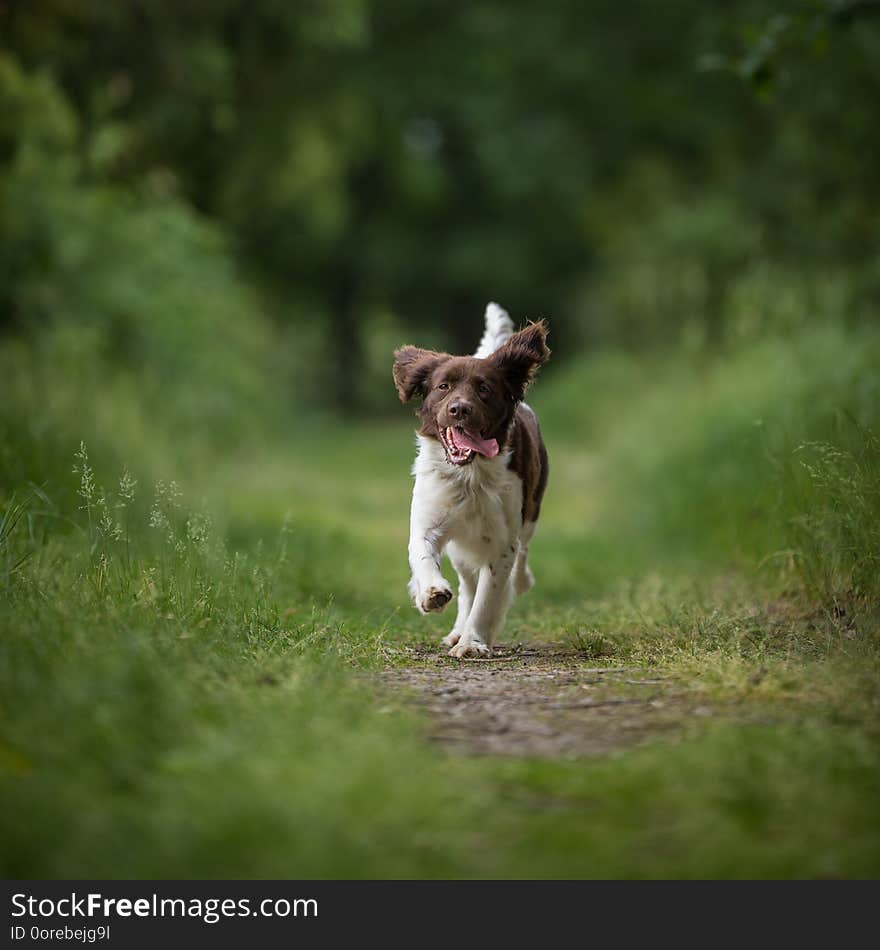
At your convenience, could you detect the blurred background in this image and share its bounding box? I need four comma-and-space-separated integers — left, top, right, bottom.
2, 0, 878, 441
1, 0, 879, 879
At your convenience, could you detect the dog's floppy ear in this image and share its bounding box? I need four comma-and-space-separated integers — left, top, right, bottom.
393, 346, 449, 403
486, 320, 550, 402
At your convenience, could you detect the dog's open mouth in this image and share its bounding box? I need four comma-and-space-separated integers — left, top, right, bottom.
439, 426, 500, 465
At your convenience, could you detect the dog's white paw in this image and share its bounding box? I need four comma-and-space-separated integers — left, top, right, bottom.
441, 630, 462, 648
419, 585, 453, 614
448, 637, 490, 659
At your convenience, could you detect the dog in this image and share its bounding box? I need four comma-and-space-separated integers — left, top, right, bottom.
393, 302, 550, 658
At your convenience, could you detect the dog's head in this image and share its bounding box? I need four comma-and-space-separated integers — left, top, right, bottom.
393, 321, 550, 465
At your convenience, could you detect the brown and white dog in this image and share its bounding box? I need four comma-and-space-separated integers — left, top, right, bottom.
393, 303, 550, 658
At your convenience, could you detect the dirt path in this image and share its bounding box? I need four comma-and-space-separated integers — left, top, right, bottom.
377, 643, 715, 758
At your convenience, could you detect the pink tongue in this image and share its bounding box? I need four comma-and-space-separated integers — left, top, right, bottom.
455, 428, 500, 458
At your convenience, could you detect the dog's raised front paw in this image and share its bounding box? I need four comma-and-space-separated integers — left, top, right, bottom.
441, 630, 461, 648
420, 585, 453, 614
448, 637, 490, 659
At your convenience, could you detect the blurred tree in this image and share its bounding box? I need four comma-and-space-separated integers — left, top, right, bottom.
1, 0, 878, 406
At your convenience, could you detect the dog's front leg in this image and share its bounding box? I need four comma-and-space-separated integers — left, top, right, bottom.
442, 557, 477, 648
407, 482, 452, 614
448, 558, 515, 658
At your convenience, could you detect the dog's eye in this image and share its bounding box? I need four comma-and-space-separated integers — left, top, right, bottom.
479, 383, 491, 396
437, 382, 450, 391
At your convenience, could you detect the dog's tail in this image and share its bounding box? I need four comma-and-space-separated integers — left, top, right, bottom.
473, 302, 514, 359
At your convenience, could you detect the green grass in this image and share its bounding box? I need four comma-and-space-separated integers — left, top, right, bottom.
1, 322, 879, 878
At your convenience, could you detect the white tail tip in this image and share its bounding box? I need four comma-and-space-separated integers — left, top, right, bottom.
474, 301, 514, 358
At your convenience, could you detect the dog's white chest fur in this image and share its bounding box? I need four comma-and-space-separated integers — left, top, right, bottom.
411, 436, 523, 568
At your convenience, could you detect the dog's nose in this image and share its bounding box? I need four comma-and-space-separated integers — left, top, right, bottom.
448, 400, 472, 420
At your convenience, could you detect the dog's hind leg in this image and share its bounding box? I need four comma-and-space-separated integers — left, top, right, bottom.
512, 521, 536, 595
442, 554, 477, 648
513, 551, 535, 596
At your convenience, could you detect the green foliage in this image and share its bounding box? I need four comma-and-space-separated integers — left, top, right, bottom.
494, 723, 880, 879
587, 186, 765, 347
2, 0, 880, 880
787, 423, 880, 622
0, 55, 289, 498
2, 351, 879, 877
4, 1, 880, 389
533, 324, 880, 597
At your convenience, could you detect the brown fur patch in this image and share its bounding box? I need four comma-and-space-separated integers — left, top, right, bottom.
507, 403, 549, 523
